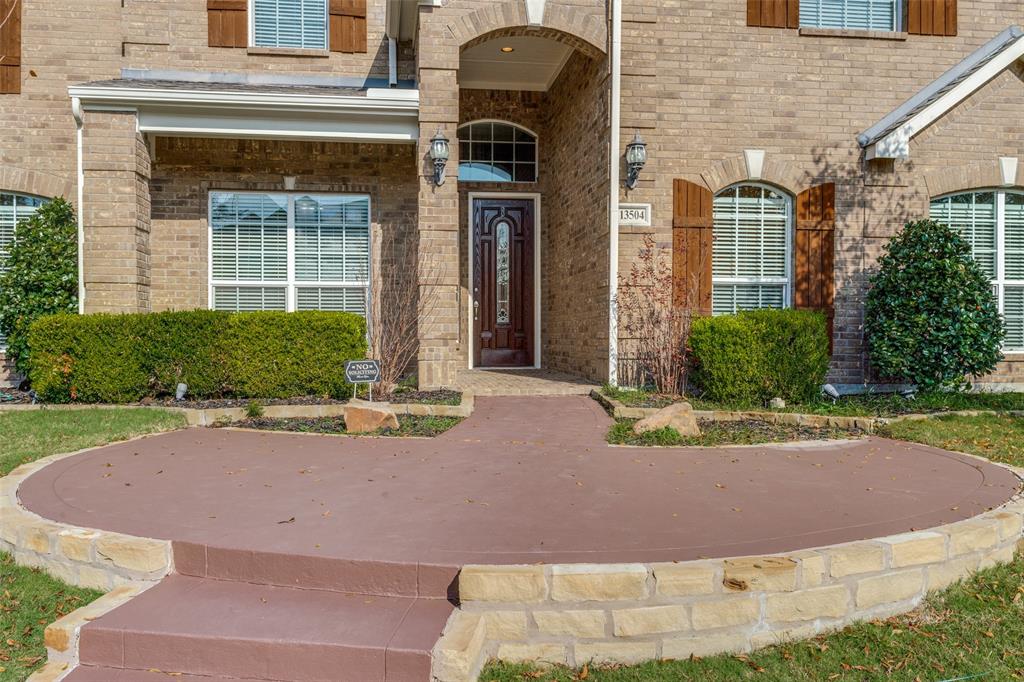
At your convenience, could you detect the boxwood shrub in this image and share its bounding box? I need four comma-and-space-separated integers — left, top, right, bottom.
689, 309, 830, 405
27, 310, 366, 403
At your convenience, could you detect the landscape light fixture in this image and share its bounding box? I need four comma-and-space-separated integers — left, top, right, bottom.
625, 131, 647, 190
430, 129, 450, 186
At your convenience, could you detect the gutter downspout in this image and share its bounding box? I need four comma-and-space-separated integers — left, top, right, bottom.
388, 37, 399, 87
607, 0, 622, 385
72, 97, 85, 314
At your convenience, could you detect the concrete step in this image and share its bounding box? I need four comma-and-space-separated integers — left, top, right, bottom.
173, 541, 459, 600
76, 575, 454, 682
65, 666, 269, 681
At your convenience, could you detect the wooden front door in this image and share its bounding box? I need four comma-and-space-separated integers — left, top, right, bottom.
472, 198, 535, 368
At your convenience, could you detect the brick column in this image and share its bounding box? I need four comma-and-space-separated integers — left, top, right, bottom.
81, 110, 152, 313
416, 67, 461, 389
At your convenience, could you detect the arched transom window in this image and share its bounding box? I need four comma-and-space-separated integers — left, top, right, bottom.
712, 183, 793, 315
458, 121, 537, 184
0, 191, 47, 349
931, 189, 1024, 351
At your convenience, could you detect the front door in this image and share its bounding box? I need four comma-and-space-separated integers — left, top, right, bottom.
472, 198, 535, 368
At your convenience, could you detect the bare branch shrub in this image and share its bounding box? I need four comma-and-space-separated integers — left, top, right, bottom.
369, 228, 444, 395
615, 233, 704, 396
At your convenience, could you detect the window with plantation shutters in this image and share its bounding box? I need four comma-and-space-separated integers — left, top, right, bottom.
253, 0, 328, 50
800, 0, 901, 31
931, 189, 1024, 351
209, 192, 369, 315
0, 191, 45, 348
711, 184, 792, 316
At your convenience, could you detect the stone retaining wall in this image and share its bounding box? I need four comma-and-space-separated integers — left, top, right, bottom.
433, 472, 1024, 681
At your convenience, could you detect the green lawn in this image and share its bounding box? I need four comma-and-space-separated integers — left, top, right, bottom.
879, 413, 1024, 469
0, 553, 101, 682
0, 407, 186, 476
0, 408, 184, 680
483, 553, 1024, 682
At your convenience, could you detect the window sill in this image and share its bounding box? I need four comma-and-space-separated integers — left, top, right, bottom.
247, 47, 331, 58
799, 27, 908, 41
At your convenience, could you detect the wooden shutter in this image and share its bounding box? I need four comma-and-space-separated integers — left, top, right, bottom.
208, 0, 247, 48
747, 0, 799, 29
795, 183, 836, 348
906, 0, 957, 36
0, 0, 21, 94
672, 179, 714, 316
330, 0, 367, 53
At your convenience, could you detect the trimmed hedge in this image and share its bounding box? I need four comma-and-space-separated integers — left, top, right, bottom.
27, 310, 366, 403
689, 309, 830, 405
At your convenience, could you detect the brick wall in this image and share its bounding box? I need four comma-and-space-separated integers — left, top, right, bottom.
147, 136, 418, 315
618, 0, 1024, 387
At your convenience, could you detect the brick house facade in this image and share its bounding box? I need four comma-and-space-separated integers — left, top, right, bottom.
1, 0, 1023, 390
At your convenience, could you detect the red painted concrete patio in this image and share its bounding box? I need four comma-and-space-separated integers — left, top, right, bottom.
18, 396, 1021, 681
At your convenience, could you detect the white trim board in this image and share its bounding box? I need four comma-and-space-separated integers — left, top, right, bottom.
861, 25, 1024, 159
68, 84, 420, 144
466, 192, 543, 371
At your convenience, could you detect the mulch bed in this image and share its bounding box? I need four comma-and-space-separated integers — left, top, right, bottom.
610, 418, 865, 447
216, 414, 462, 438
117, 391, 462, 410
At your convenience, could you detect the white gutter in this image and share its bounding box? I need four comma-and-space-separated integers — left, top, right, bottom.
71, 97, 85, 314
607, 0, 622, 385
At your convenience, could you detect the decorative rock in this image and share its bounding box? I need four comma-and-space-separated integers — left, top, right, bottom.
856, 569, 923, 609
95, 535, 169, 573
766, 585, 849, 622
496, 643, 566, 665
663, 632, 749, 659
344, 399, 399, 434
723, 556, 797, 592
878, 532, 946, 568
575, 641, 657, 666
654, 562, 717, 596
550, 564, 649, 602
827, 543, 885, 577
633, 402, 701, 437
691, 596, 760, 630
769, 397, 786, 409
534, 610, 607, 638
613, 604, 690, 636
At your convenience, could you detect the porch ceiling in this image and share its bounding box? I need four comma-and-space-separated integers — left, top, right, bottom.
460, 36, 573, 92
69, 78, 420, 144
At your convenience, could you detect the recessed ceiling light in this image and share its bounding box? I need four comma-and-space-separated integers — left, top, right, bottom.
500, 46, 515, 53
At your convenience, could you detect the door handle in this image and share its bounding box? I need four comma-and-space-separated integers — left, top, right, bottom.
474, 300, 480, 321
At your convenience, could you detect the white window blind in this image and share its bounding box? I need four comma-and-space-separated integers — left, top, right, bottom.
800, 0, 899, 31
931, 190, 1024, 351
252, 0, 327, 50
0, 192, 46, 350
210, 192, 370, 316
712, 184, 792, 316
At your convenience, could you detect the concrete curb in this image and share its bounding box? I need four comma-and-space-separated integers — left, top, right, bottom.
591, 389, 1024, 434
434, 462, 1024, 681
0, 392, 475, 424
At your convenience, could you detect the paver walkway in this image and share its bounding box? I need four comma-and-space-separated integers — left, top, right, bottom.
18, 396, 1021, 681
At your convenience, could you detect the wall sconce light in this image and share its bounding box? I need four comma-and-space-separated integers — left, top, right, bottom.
430, 129, 451, 186
625, 132, 647, 190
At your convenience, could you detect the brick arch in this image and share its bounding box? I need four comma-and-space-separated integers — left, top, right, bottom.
0, 166, 75, 202
925, 159, 1011, 199
448, 0, 606, 59
698, 155, 818, 197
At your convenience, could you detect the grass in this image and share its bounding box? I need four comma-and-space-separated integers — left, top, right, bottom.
222, 414, 463, 438
0, 407, 187, 476
0, 553, 102, 682
0, 407, 183, 680
607, 419, 860, 447
603, 385, 1024, 418
481, 552, 1024, 682
879, 413, 1024, 469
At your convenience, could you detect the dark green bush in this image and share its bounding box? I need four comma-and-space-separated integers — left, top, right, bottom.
0, 198, 78, 374
865, 219, 1004, 392
28, 310, 366, 403
689, 309, 830, 405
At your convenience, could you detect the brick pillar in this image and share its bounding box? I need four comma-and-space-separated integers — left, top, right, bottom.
416, 67, 461, 389
81, 110, 152, 313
